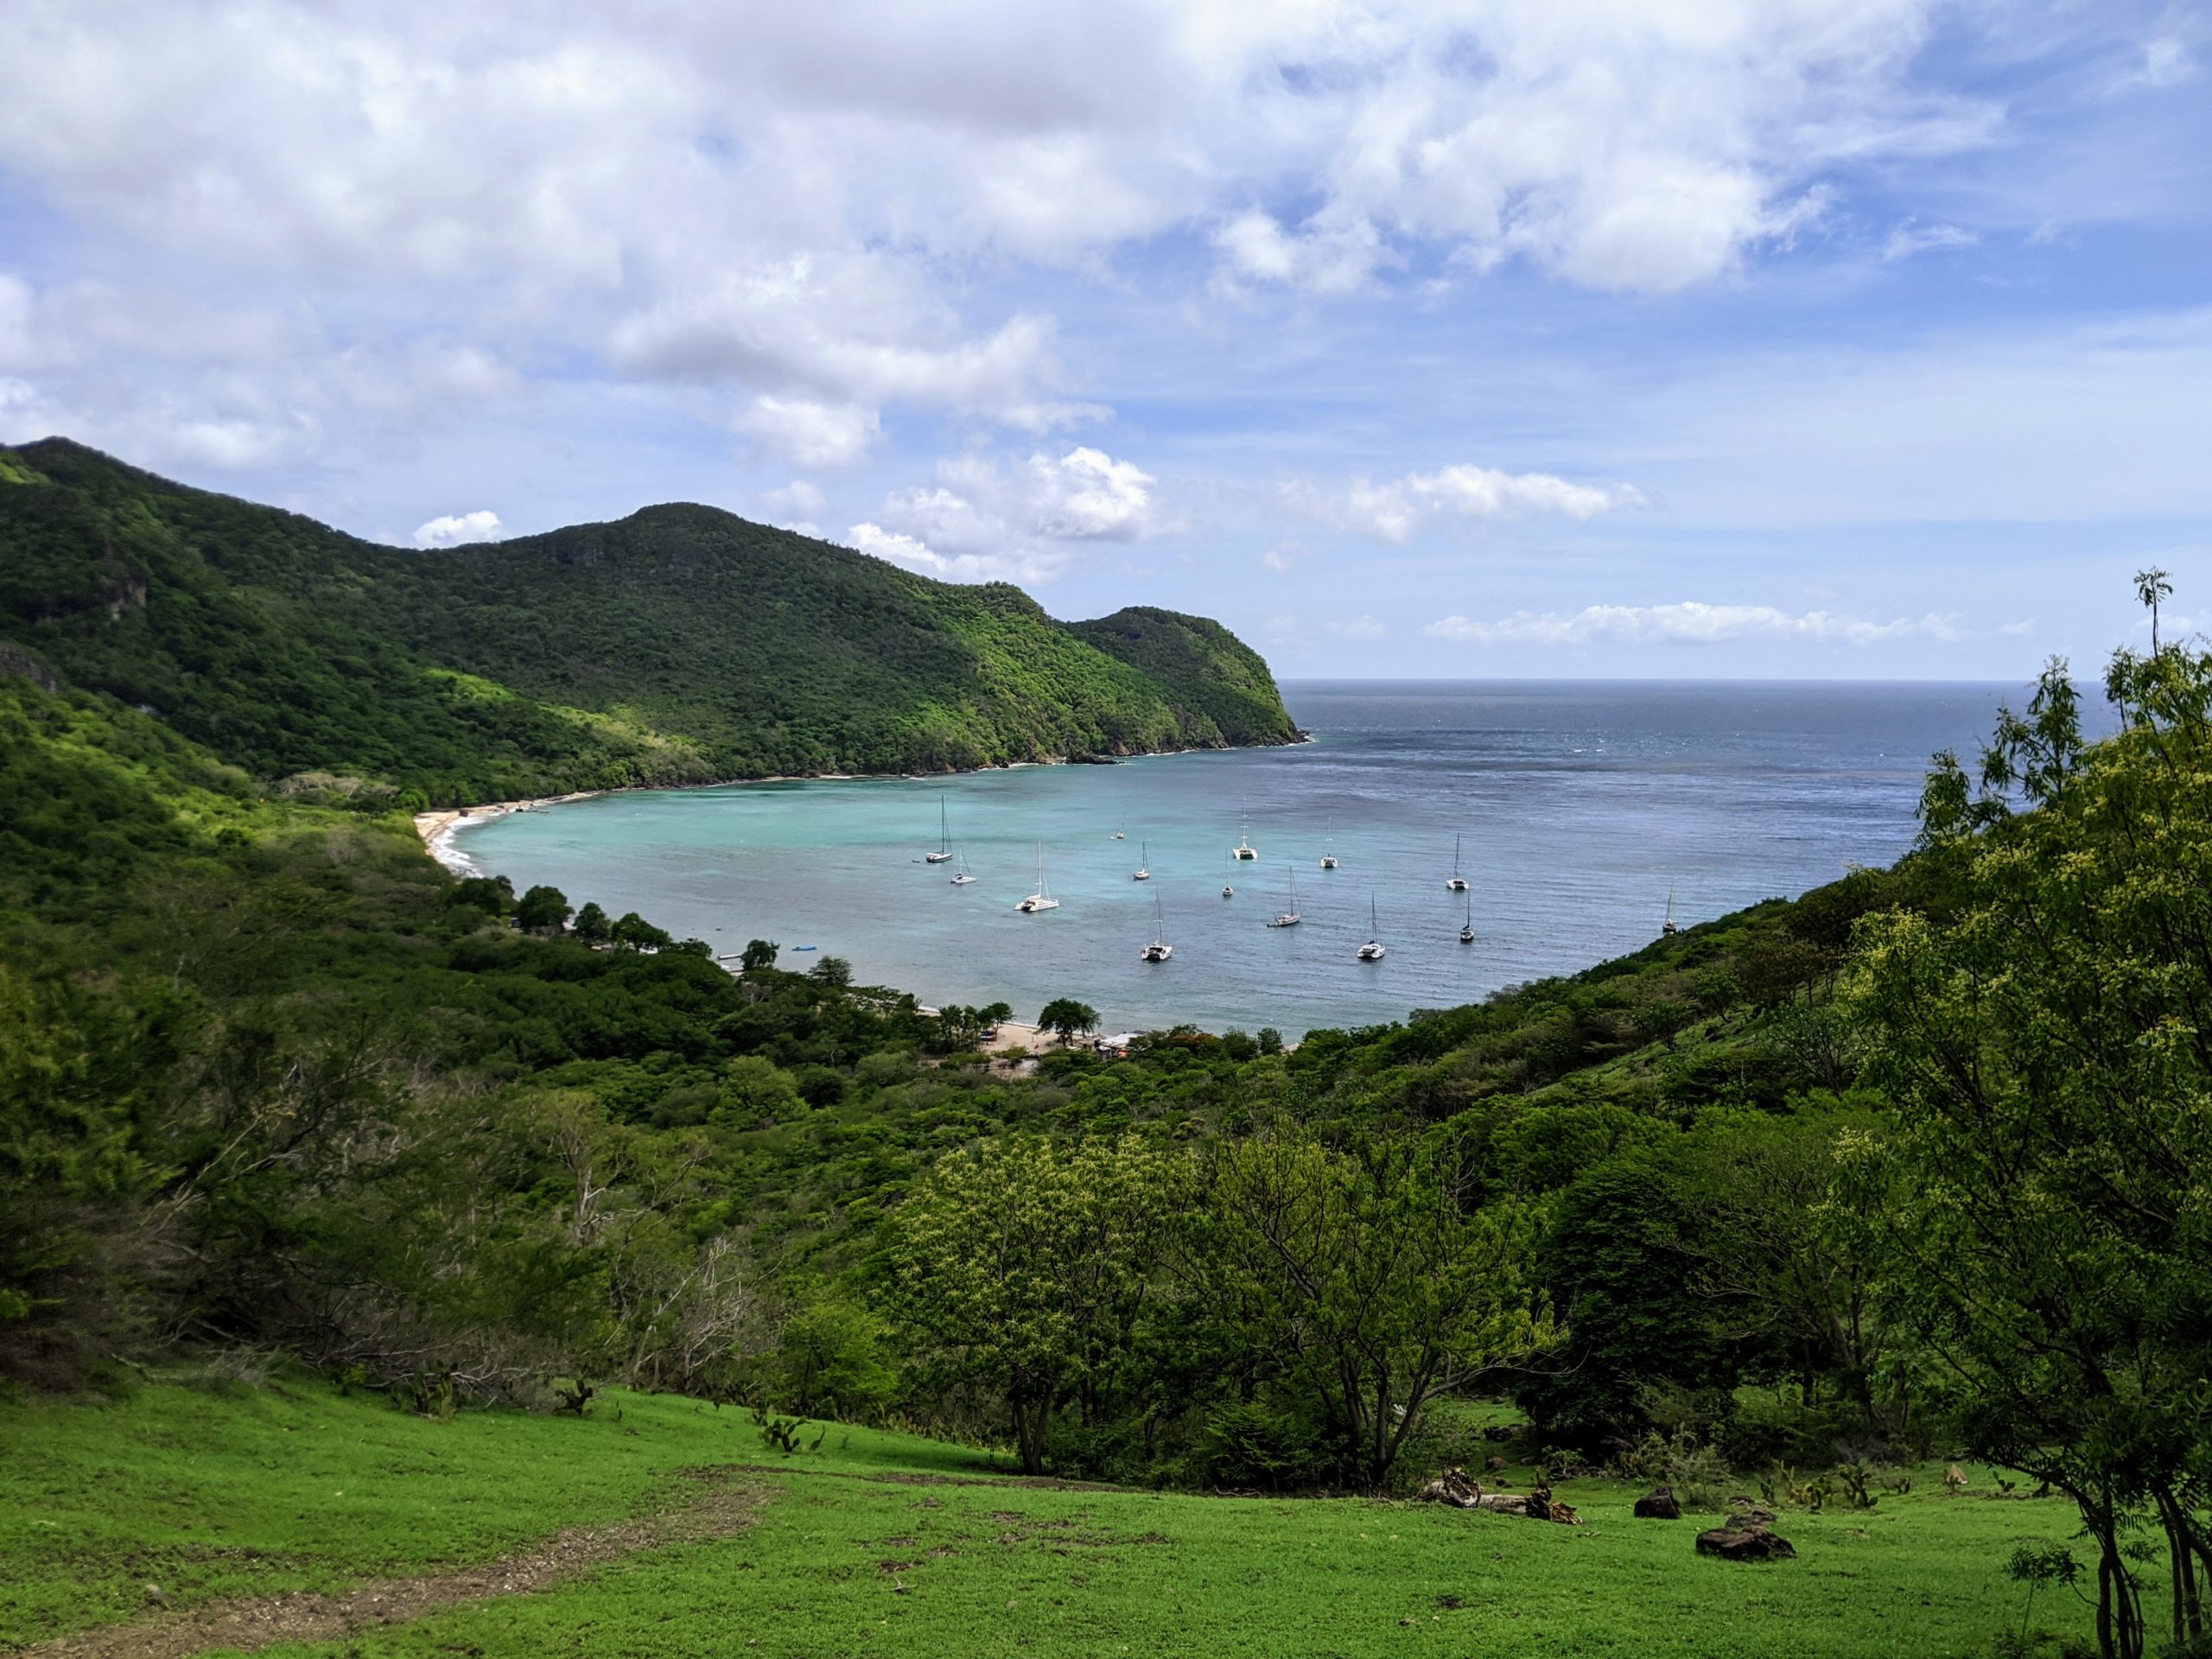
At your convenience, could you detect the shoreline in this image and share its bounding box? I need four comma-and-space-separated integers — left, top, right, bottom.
407, 733, 1313, 871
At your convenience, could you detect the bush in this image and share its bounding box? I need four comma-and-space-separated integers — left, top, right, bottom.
1195, 1400, 1332, 1492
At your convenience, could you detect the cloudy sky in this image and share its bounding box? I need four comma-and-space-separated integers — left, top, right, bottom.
2, 1, 2205, 677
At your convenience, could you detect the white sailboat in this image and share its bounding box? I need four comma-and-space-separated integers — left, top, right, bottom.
1459, 893, 1475, 944
1232, 811, 1257, 861
1320, 821, 1338, 870
1112, 826, 1126, 840
925, 795, 953, 863
1446, 833, 1468, 892
1017, 844, 1059, 912
1222, 852, 1236, 899
1662, 883, 1679, 937
1141, 893, 1173, 961
1357, 894, 1386, 960
950, 846, 976, 886
1133, 840, 1151, 880
1270, 866, 1301, 928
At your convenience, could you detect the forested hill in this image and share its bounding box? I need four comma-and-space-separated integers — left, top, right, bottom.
0, 438, 1300, 804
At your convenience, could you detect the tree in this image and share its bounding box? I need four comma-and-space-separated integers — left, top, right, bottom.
444, 874, 513, 915
2137, 565, 2172, 652
808, 954, 854, 990
740, 938, 779, 974
777, 1290, 895, 1418
1847, 645, 2212, 1659
515, 884, 572, 934
889, 1135, 1186, 1474
611, 912, 672, 951
572, 901, 610, 945
1037, 998, 1098, 1046
1203, 1123, 1558, 1491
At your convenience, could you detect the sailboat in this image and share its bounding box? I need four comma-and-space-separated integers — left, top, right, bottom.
1662, 883, 1679, 937
1112, 827, 1126, 840
1231, 811, 1257, 861
925, 795, 953, 863
1141, 893, 1173, 961
950, 846, 976, 886
1132, 840, 1151, 880
1319, 822, 1338, 870
1222, 853, 1235, 899
1446, 833, 1469, 893
1459, 893, 1475, 944
1270, 866, 1302, 928
1017, 844, 1059, 912
1357, 894, 1386, 960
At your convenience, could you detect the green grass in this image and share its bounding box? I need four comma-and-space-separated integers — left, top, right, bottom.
2, 1382, 2093, 1657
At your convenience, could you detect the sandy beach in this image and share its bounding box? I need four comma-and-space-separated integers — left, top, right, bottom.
412, 792, 602, 872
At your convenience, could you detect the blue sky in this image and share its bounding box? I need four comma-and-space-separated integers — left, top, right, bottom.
2, 0, 2206, 677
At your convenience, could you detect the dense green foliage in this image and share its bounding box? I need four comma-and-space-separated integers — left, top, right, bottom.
0, 439, 1299, 804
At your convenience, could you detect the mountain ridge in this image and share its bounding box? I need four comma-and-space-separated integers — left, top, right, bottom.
0, 438, 1300, 804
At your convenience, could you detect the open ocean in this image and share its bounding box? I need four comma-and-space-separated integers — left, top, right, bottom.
450, 679, 2031, 1037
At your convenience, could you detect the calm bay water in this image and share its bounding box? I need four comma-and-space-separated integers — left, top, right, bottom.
454, 680, 2025, 1037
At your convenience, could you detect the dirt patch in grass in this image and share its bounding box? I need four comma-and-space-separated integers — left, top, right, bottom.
21, 1466, 767, 1659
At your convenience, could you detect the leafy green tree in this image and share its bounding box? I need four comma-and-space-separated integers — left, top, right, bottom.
808, 955, 854, 990
1204, 1123, 1557, 1491
1037, 998, 1097, 1045
1847, 646, 2212, 1659
713, 1057, 804, 1128
889, 1135, 1186, 1474
572, 902, 610, 945
515, 884, 572, 934
444, 874, 513, 915
611, 912, 672, 951
1255, 1027, 1283, 1056
740, 938, 779, 973
777, 1290, 895, 1418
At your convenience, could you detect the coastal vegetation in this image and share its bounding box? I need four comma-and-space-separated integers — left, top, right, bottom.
3, 516, 2208, 1656
0, 440, 1300, 805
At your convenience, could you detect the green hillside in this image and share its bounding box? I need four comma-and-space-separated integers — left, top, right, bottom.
0, 439, 1299, 804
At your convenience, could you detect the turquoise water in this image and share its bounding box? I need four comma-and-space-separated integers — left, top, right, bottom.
452, 679, 2026, 1037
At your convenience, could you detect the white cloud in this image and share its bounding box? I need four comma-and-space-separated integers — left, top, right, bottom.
2134, 38, 2196, 89
1026, 446, 1157, 542
1883, 219, 1979, 260
412, 509, 503, 548
1330, 613, 1388, 639
0, 0, 2020, 485
855, 443, 1163, 583
1421, 603, 1961, 647
762, 479, 828, 529
1214, 208, 1394, 297
734, 397, 882, 469
846, 521, 1058, 585
1297, 464, 1640, 543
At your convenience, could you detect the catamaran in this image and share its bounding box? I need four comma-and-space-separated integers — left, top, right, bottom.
1662, 883, 1679, 937
1141, 893, 1173, 962
1017, 845, 1059, 912
1133, 840, 1151, 880
1320, 823, 1338, 870
1446, 833, 1468, 892
1270, 866, 1302, 928
950, 847, 976, 886
1357, 894, 1386, 961
1459, 893, 1475, 944
1232, 812, 1257, 861
925, 795, 953, 863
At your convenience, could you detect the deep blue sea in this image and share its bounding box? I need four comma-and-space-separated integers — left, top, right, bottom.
451, 680, 2028, 1037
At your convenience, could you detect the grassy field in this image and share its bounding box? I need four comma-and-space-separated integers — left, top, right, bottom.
0, 1380, 2092, 1658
